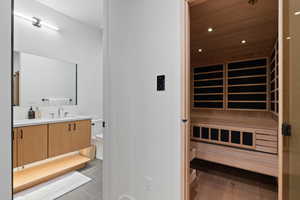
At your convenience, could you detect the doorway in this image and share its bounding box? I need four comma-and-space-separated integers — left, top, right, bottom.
181, 0, 286, 199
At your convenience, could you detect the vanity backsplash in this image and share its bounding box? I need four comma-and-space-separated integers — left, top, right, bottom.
14, 106, 81, 121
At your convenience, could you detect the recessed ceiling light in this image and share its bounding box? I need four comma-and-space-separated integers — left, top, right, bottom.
208, 28, 213, 32
294, 11, 300, 16
198, 49, 203, 53
241, 40, 247, 44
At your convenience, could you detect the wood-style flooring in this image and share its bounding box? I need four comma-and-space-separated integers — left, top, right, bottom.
190, 159, 277, 200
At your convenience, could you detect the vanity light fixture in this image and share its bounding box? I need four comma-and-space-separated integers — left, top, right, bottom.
14, 11, 60, 31
40, 21, 60, 31
208, 27, 213, 32
241, 40, 247, 44
294, 11, 300, 16
198, 49, 203, 53
14, 12, 36, 23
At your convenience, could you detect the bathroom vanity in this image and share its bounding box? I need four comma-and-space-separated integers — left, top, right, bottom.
13, 116, 92, 193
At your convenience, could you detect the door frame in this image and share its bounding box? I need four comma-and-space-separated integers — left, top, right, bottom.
181, 0, 284, 200
181, 1, 191, 200
278, 0, 284, 199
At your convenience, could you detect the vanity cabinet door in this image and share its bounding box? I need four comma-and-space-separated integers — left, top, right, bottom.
18, 125, 48, 166
71, 120, 91, 151
48, 122, 73, 157
13, 128, 18, 168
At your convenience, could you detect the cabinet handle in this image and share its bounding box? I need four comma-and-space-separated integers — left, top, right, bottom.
68, 124, 72, 132
73, 123, 76, 131
20, 129, 23, 139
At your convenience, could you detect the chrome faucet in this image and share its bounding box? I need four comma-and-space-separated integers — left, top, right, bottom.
58, 107, 64, 118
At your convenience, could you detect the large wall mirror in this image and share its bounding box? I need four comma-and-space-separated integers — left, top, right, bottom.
13, 52, 77, 106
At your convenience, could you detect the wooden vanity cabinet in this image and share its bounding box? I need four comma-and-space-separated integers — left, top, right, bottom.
71, 120, 91, 151
48, 120, 91, 158
48, 122, 73, 157
13, 120, 91, 167
13, 128, 18, 168
17, 125, 48, 166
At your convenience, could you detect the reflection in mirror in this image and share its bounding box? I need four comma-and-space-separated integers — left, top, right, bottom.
13, 51, 77, 106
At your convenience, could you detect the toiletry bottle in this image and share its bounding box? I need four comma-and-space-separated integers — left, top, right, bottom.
36, 107, 42, 119
28, 106, 35, 119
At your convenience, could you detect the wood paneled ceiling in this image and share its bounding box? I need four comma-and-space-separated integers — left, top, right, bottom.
190, 0, 278, 66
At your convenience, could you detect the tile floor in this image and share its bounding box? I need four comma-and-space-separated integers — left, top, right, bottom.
57, 158, 277, 200
57, 159, 103, 200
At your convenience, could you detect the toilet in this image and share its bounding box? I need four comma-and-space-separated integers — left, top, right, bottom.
91, 119, 103, 160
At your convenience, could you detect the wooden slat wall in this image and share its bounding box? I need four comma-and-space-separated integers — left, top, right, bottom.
192, 64, 225, 109
192, 57, 269, 111
270, 40, 279, 116
227, 58, 268, 111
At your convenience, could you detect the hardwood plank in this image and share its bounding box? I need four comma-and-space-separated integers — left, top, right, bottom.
194, 70, 223, 75
256, 140, 278, 148
256, 129, 278, 136
13, 154, 90, 193
227, 74, 267, 79
191, 116, 277, 131
256, 134, 278, 141
256, 145, 278, 154
228, 65, 267, 72
194, 85, 223, 88
190, 159, 277, 200
193, 77, 223, 81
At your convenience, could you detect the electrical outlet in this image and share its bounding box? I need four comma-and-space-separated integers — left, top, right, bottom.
144, 176, 153, 191
118, 194, 135, 200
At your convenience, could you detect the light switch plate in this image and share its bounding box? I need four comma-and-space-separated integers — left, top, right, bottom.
157, 75, 165, 91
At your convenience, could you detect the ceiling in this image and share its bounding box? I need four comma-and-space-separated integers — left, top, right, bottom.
190, 0, 278, 66
36, 0, 103, 29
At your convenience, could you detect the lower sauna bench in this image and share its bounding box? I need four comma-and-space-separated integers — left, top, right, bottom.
190, 141, 278, 177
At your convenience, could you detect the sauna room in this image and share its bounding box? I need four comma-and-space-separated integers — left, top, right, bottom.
188, 0, 279, 199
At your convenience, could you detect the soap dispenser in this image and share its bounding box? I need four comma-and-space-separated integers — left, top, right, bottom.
28, 106, 35, 119
36, 107, 42, 119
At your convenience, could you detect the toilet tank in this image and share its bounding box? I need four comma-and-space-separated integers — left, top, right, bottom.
91, 119, 103, 139
91, 119, 103, 160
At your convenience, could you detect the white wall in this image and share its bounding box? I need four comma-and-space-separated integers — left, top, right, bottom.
0, 0, 12, 199
14, 0, 103, 119
104, 0, 182, 200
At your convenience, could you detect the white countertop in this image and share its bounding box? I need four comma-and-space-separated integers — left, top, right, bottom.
14, 115, 92, 128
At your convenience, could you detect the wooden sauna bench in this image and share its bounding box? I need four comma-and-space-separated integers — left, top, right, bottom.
190, 115, 278, 177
